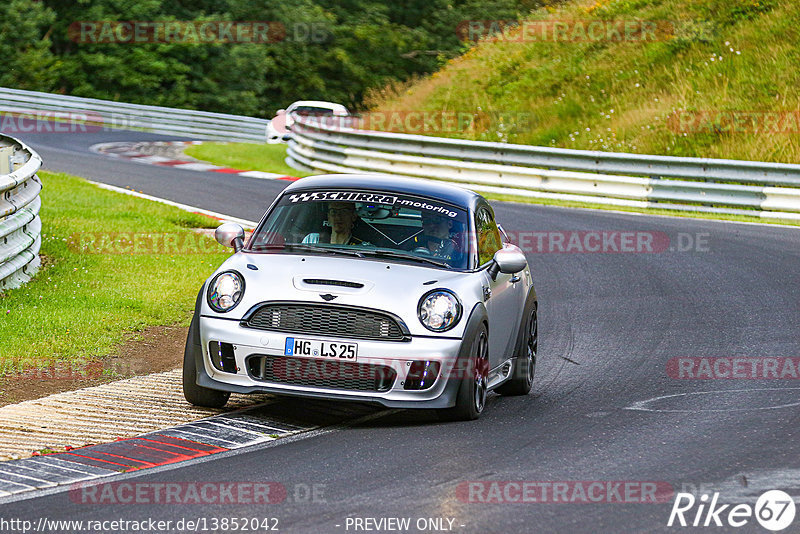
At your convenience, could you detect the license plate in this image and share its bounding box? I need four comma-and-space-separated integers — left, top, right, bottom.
284, 337, 358, 361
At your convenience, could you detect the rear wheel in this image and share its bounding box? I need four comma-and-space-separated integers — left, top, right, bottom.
182, 315, 230, 408
496, 303, 537, 396
437, 325, 489, 421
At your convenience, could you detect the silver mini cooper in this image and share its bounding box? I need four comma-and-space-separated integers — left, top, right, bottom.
183, 174, 538, 420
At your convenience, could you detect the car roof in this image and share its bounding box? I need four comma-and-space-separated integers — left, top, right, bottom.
287, 101, 348, 111
283, 174, 484, 210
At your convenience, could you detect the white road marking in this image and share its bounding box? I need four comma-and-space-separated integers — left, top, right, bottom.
86, 181, 258, 228
130, 155, 174, 164
200, 420, 276, 439
28, 457, 115, 476
677, 468, 800, 503
238, 170, 287, 180
171, 162, 221, 171
625, 387, 800, 412
0, 469, 56, 487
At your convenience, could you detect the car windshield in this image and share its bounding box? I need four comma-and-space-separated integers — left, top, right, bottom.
291, 106, 337, 116
247, 190, 471, 270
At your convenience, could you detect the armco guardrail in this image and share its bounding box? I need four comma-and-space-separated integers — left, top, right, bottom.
0, 87, 269, 143
287, 116, 800, 221
0, 134, 42, 291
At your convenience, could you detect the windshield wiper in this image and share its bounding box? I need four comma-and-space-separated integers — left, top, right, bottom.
358, 249, 452, 269
250, 243, 364, 257
250, 243, 449, 266
319, 246, 365, 258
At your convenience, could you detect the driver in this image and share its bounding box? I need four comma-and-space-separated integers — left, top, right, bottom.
412, 211, 459, 259
303, 201, 368, 245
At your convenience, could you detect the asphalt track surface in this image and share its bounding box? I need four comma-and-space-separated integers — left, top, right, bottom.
3, 127, 800, 533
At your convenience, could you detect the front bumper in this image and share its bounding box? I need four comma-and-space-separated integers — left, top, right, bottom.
196, 316, 465, 409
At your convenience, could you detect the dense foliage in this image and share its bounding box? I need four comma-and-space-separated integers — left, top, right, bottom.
371, 0, 800, 163
1, 0, 537, 116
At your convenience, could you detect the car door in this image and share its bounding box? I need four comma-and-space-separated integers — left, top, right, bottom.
475, 205, 521, 369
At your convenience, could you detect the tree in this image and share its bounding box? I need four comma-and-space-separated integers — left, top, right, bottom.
0, 0, 58, 90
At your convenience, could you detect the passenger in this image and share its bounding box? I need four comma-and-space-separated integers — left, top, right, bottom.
303, 202, 368, 245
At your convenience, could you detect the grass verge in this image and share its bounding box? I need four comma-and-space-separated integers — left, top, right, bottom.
184, 142, 315, 178
0, 171, 231, 373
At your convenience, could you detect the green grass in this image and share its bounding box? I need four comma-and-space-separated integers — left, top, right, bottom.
366, 0, 800, 164
0, 171, 231, 372
184, 142, 315, 178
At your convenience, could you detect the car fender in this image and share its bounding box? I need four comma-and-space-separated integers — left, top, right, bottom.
509, 286, 537, 362
188, 285, 211, 387
437, 301, 489, 405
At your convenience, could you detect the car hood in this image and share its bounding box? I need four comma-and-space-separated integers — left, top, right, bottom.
201, 252, 482, 337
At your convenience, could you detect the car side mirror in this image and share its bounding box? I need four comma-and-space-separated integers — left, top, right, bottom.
488, 245, 527, 280
215, 223, 245, 252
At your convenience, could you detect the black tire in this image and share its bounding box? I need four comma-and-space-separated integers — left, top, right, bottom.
182, 314, 230, 408
496, 303, 537, 396
437, 324, 489, 421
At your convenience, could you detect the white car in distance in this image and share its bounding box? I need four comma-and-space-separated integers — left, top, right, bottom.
265, 101, 350, 144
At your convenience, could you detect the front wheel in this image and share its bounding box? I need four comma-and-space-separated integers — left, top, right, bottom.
496, 303, 537, 396
437, 325, 489, 421
182, 315, 230, 409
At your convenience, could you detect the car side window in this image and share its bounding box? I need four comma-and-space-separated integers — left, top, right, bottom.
476, 207, 503, 266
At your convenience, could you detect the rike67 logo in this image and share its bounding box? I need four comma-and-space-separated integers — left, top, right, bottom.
668, 490, 796, 531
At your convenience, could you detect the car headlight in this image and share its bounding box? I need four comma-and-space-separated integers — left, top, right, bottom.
207, 271, 245, 313
418, 290, 462, 332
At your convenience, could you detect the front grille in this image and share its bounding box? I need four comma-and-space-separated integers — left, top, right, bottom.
243, 303, 406, 341
247, 355, 396, 392
303, 278, 364, 289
